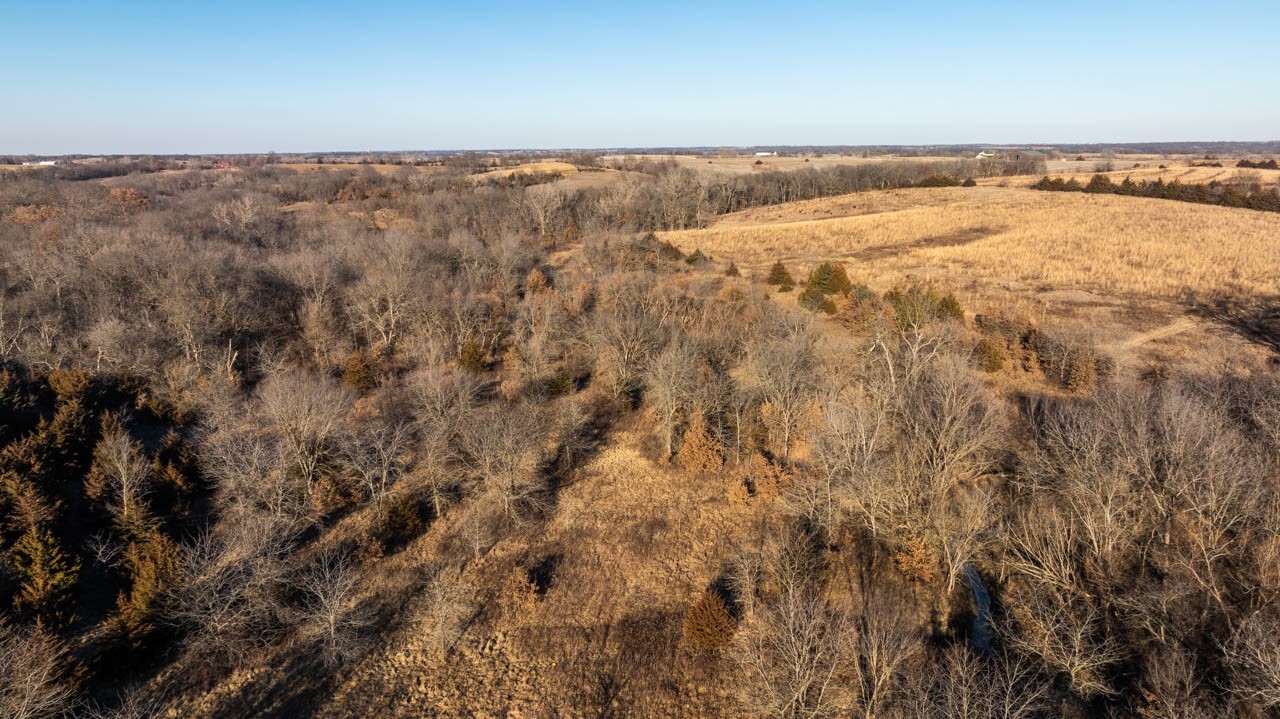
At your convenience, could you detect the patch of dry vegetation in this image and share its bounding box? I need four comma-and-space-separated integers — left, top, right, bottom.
468, 160, 579, 182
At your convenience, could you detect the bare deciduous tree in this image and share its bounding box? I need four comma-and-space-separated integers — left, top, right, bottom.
1224, 612, 1280, 711
1138, 644, 1217, 719
522, 184, 566, 241
341, 421, 414, 514
744, 327, 819, 462
256, 370, 353, 495
459, 404, 547, 519
295, 549, 368, 667
89, 417, 151, 531
201, 427, 305, 521
0, 622, 77, 719
848, 585, 922, 719
812, 388, 896, 538
1008, 592, 1124, 698
346, 231, 424, 350
587, 273, 673, 400
644, 341, 702, 459
918, 644, 1051, 719
168, 518, 294, 666
735, 536, 848, 719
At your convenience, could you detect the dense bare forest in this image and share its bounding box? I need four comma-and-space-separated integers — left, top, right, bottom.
3, 155, 1280, 719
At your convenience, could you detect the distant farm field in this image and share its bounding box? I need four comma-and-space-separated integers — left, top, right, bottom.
605, 153, 966, 176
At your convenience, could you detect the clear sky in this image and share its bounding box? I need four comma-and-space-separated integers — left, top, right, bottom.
3, 1, 1278, 154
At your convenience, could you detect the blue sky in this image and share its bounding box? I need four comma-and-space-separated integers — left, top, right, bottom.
2, 1, 1278, 154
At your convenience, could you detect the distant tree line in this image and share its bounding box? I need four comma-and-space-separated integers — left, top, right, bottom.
1032, 174, 1280, 213
18, 159, 183, 182
608, 156, 1041, 229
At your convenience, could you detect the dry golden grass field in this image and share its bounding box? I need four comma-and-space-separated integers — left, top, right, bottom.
665, 186, 1280, 297
468, 160, 579, 180
663, 185, 1280, 372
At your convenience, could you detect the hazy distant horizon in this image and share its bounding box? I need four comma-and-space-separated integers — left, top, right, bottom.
8, 139, 1280, 159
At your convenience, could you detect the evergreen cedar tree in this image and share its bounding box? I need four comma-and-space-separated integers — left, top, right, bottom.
683, 588, 737, 650
766, 261, 795, 290
806, 261, 852, 296
1032, 174, 1280, 213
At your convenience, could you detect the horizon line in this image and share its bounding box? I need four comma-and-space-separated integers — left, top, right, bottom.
7, 139, 1280, 159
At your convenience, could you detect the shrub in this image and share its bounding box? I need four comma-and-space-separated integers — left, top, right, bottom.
658, 240, 685, 262
561, 215, 581, 244
805, 261, 852, 295
1084, 174, 1115, 193
725, 262, 741, 277
683, 588, 737, 650
544, 367, 577, 397
525, 267, 551, 293
342, 350, 379, 392
735, 452, 794, 500
2, 204, 62, 224
797, 286, 837, 314
837, 284, 886, 329
631, 232, 685, 264
684, 248, 709, 266
936, 293, 964, 320
679, 413, 725, 476
766, 261, 795, 291
458, 340, 489, 373
380, 494, 426, 550
892, 534, 939, 584
46, 368, 90, 401
109, 187, 149, 213
884, 286, 963, 330
971, 338, 1006, 373
915, 175, 960, 188
1027, 333, 1098, 391
962, 178, 977, 187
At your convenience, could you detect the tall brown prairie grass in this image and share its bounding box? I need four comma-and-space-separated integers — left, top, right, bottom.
663, 187, 1280, 298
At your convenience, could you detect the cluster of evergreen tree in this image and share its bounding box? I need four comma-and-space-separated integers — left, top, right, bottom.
0, 366, 199, 682
1237, 158, 1279, 170
1032, 174, 1280, 213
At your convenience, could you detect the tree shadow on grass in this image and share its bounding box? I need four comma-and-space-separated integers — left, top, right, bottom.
1186, 290, 1280, 355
